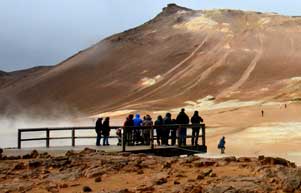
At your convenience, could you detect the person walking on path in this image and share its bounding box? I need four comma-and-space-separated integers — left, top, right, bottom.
102, 117, 111, 146
176, 108, 189, 146
261, 110, 264, 117
218, 136, 226, 154
95, 118, 103, 146
191, 111, 203, 146
154, 115, 163, 145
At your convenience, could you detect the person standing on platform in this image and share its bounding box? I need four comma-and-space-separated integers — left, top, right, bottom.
95, 118, 103, 146
142, 114, 153, 145
176, 108, 189, 146
171, 119, 177, 146
124, 114, 134, 145
133, 114, 143, 145
154, 115, 163, 146
191, 111, 203, 146
162, 113, 172, 146
102, 117, 110, 146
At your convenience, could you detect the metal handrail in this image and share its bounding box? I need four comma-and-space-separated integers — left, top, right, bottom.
17, 124, 206, 151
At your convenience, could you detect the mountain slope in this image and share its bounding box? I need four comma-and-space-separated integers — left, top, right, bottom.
1, 4, 301, 116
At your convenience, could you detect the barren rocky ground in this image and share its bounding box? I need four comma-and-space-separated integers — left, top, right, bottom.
0, 148, 301, 193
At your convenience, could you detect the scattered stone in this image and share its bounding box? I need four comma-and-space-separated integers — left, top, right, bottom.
222, 156, 237, 162
80, 148, 96, 155
94, 176, 102, 182
59, 184, 68, 188
238, 157, 252, 162
30, 150, 39, 158
39, 152, 51, 159
196, 174, 204, 180
84, 167, 105, 178
70, 183, 80, 187
136, 184, 154, 192
194, 160, 216, 167
83, 186, 92, 192
174, 180, 180, 184
282, 176, 301, 192
29, 160, 42, 168
175, 173, 186, 178
260, 157, 295, 167
118, 152, 131, 157
163, 161, 172, 169
202, 168, 213, 177
7, 155, 21, 160
22, 154, 31, 159
155, 177, 167, 185
13, 162, 25, 170
45, 156, 70, 168
258, 155, 265, 160
65, 150, 76, 157
117, 188, 132, 193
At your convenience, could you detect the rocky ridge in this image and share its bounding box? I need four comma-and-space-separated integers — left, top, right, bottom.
0, 148, 301, 193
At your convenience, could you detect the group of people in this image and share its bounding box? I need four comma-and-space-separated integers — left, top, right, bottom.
123, 108, 204, 146
95, 108, 204, 147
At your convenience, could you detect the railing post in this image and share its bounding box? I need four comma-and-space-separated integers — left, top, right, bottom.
46, 128, 50, 148
18, 129, 21, 149
202, 124, 206, 146
72, 128, 75, 147
150, 126, 154, 150
177, 125, 181, 147
122, 127, 126, 152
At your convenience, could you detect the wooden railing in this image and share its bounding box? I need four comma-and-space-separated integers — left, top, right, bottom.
18, 124, 206, 152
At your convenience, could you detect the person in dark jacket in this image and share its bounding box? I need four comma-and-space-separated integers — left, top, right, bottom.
162, 113, 172, 145
218, 136, 226, 154
142, 114, 153, 145
154, 115, 163, 145
124, 114, 134, 145
170, 119, 177, 146
191, 111, 203, 146
176, 108, 189, 146
95, 118, 103, 146
102, 117, 110, 146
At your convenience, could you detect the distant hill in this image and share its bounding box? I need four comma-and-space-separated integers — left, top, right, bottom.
1, 4, 301, 117
0, 70, 8, 76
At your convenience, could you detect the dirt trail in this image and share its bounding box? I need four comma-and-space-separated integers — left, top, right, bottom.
217, 33, 264, 98
116, 37, 209, 106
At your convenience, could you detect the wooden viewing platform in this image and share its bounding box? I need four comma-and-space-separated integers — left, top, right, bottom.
18, 124, 206, 154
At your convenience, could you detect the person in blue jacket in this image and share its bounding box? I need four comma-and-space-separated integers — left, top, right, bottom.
218, 136, 226, 154
133, 114, 143, 144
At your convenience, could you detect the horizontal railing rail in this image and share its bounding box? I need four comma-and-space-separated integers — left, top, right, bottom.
18, 124, 206, 152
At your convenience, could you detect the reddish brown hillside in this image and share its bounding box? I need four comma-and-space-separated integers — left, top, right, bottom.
1, 4, 301, 116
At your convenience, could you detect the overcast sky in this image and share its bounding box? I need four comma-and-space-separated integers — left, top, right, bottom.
1, 0, 301, 72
